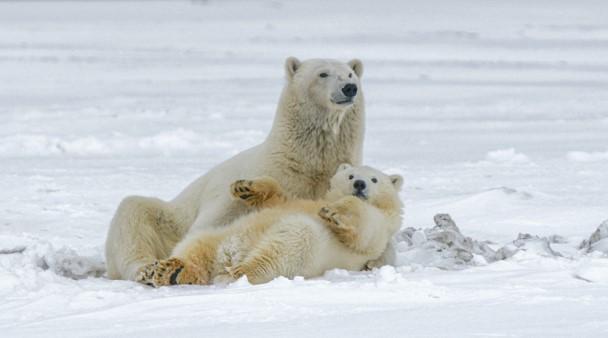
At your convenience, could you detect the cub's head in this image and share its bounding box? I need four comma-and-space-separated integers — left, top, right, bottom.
284, 57, 363, 112
326, 164, 403, 210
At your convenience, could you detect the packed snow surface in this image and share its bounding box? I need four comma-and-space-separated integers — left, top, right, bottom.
1, 0, 608, 337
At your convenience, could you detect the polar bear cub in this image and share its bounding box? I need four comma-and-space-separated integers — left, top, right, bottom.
136, 164, 403, 286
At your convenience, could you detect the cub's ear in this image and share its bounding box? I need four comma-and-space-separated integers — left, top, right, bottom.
337, 163, 353, 173
285, 56, 301, 80
347, 58, 363, 78
389, 174, 403, 190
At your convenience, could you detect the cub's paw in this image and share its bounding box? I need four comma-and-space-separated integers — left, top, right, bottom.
136, 258, 187, 287
319, 206, 359, 248
225, 265, 245, 279
319, 206, 342, 226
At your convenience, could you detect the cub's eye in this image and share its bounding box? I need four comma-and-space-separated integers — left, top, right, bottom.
371, 178, 378, 183
348, 175, 354, 180
349, 73, 353, 78
319, 72, 328, 78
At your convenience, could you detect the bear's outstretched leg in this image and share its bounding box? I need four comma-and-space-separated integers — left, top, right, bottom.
230, 176, 287, 209
105, 196, 191, 281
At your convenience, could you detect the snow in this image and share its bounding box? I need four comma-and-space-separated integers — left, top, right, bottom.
567, 150, 608, 162
1, 0, 608, 336
484, 148, 531, 164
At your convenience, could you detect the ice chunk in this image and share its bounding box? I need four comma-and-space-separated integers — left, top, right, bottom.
496, 233, 563, 259
579, 220, 608, 254
394, 214, 497, 269
394, 214, 569, 269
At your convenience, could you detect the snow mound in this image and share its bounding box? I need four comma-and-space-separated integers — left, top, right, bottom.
579, 219, 608, 254
394, 214, 568, 269
31, 243, 106, 280
567, 150, 608, 162
0, 236, 105, 284
463, 186, 534, 204
439, 187, 534, 216
394, 214, 497, 269
495, 233, 566, 260
485, 148, 531, 164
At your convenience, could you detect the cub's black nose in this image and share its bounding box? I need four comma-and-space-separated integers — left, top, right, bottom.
342, 83, 358, 97
353, 179, 366, 191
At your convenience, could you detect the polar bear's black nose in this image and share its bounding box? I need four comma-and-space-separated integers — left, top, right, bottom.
342, 84, 358, 97
353, 179, 366, 191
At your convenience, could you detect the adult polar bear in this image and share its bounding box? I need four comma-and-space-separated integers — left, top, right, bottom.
105, 57, 387, 280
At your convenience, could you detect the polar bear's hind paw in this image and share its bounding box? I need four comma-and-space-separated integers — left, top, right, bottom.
136, 258, 187, 287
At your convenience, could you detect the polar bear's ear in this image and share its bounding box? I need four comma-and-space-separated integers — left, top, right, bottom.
348, 59, 363, 78
389, 174, 403, 190
285, 56, 301, 80
337, 163, 352, 173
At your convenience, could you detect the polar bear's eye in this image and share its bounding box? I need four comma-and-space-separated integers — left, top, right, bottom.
348, 175, 354, 180
349, 73, 353, 78
319, 72, 328, 78
371, 178, 378, 183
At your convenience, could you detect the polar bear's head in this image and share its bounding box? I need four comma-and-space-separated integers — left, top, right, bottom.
326, 164, 403, 208
284, 57, 363, 111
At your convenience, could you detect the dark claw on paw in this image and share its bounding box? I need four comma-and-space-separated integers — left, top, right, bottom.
169, 267, 183, 285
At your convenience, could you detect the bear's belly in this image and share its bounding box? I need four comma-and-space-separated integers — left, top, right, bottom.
299, 223, 370, 277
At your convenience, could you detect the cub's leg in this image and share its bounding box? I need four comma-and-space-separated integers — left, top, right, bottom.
226, 219, 313, 284
318, 196, 366, 252
226, 243, 286, 285
364, 241, 396, 269
230, 176, 286, 208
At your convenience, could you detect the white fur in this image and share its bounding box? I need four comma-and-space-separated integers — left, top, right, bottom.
105, 57, 366, 280
171, 165, 403, 284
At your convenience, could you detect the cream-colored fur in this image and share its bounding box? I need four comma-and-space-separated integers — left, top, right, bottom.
105, 57, 367, 280
136, 165, 403, 286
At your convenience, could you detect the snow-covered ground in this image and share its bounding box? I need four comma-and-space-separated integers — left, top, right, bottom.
1, 0, 608, 336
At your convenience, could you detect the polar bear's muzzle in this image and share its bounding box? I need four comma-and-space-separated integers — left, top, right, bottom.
342, 83, 357, 98
331, 83, 358, 105
352, 179, 368, 200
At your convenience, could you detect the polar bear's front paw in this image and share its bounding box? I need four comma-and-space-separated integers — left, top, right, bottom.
319, 206, 359, 248
319, 206, 342, 226
136, 258, 187, 287
231, 180, 258, 205
231, 177, 283, 208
